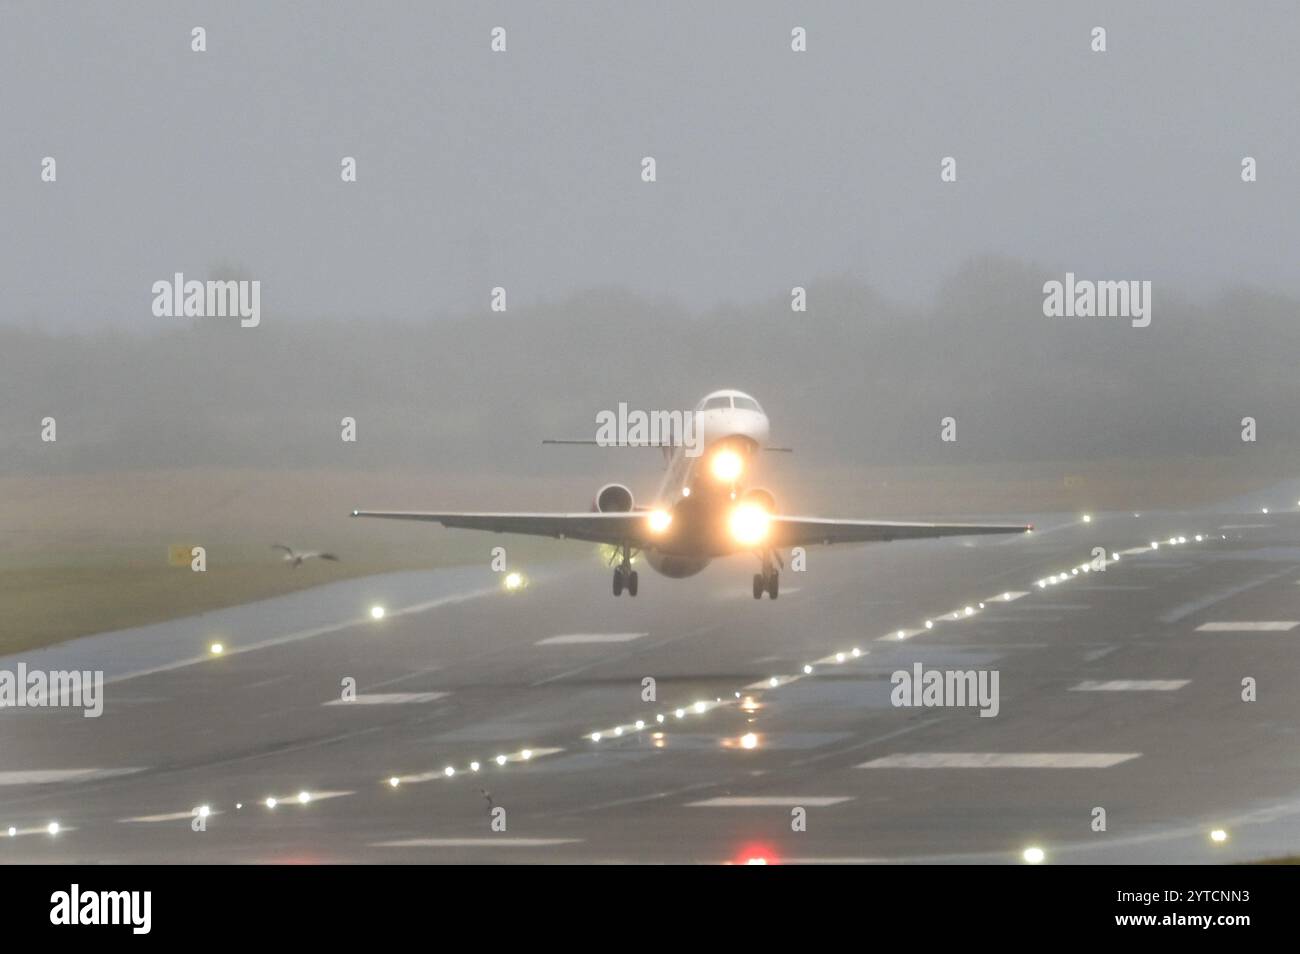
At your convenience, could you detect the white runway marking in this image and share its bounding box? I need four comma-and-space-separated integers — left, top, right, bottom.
857, 753, 1140, 769
121, 809, 225, 823
688, 796, 852, 807
536, 632, 647, 645
373, 837, 581, 848
0, 768, 145, 786
323, 692, 447, 706
1195, 621, 1299, 632
1071, 680, 1190, 691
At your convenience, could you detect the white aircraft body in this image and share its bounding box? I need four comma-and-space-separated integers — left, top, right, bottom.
351, 390, 1031, 599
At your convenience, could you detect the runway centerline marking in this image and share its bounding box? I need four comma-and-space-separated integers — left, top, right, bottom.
536, 632, 647, 645
323, 692, 447, 706
857, 753, 1141, 769
1195, 621, 1299, 632
1070, 680, 1190, 691
687, 796, 853, 807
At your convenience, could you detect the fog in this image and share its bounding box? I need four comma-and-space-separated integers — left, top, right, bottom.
2, 1, 1296, 480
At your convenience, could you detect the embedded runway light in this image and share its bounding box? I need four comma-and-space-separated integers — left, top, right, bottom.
852, 647, 862, 657
504, 571, 524, 591
728, 501, 771, 546
265, 797, 277, 809
681, 486, 691, 497
769, 677, 779, 687
674, 708, 685, 718
1210, 828, 1228, 844
591, 732, 601, 742
835, 652, 846, 663
470, 761, 480, 772
802, 664, 813, 674
298, 791, 312, 803
710, 448, 744, 482
1150, 541, 1159, 549
1262, 507, 1269, 514
520, 749, 533, 760
389, 777, 400, 788
978, 602, 985, 609
740, 732, 759, 750
47, 822, 59, 836
443, 767, 455, 777
1194, 535, 1203, 542
635, 720, 645, 730
209, 642, 224, 655
1082, 514, 1092, 523
614, 727, 623, 736
925, 620, 933, 629
370, 605, 385, 620
6, 827, 14, 837
1022, 846, 1045, 864
647, 509, 673, 534
1111, 552, 1120, 561
495, 755, 507, 766
236, 803, 243, 810
964, 606, 974, 616
693, 701, 707, 714
197, 805, 211, 818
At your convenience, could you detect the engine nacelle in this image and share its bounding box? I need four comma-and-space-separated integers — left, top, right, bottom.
593, 483, 635, 513
743, 487, 777, 513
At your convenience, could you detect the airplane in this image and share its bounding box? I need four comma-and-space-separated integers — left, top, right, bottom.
351, 389, 1032, 599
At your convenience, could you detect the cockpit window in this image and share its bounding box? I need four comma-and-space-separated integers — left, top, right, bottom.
702, 396, 732, 410
733, 396, 762, 412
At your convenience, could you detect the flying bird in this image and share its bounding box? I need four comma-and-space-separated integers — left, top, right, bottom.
271, 544, 340, 568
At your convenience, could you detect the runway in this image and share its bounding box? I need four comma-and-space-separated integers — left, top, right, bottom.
3, 485, 1300, 863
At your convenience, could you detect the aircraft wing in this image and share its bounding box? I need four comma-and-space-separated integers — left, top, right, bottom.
350, 510, 658, 547
769, 516, 1032, 548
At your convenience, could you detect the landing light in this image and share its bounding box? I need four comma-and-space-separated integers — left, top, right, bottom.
728, 502, 771, 546
1022, 846, 1045, 864
504, 571, 524, 591
209, 642, 224, 655
740, 732, 759, 750
370, 605, 386, 620
1210, 828, 1228, 844
647, 509, 673, 534
710, 449, 744, 482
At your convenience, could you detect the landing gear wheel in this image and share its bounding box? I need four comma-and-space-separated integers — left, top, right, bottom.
627, 570, 639, 597
613, 568, 624, 597
767, 570, 779, 599
753, 573, 764, 600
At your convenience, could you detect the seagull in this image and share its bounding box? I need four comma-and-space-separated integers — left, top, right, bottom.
271, 544, 340, 568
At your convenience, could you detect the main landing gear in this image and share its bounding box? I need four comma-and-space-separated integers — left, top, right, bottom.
612, 542, 638, 597
752, 550, 780, 600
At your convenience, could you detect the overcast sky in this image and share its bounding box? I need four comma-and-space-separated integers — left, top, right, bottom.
4, 1, 1299, 330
